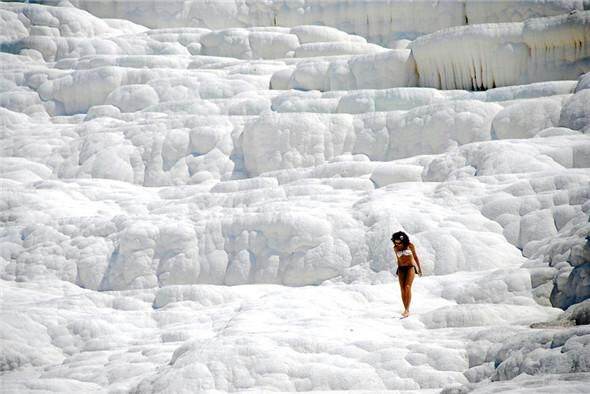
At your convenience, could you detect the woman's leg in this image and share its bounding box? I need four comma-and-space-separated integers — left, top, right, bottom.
403, 268, 415, 314
400, 268, 415, 316
398, 268, 409, 315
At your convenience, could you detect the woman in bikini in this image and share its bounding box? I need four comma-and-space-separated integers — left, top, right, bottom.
391, 231, 423, 318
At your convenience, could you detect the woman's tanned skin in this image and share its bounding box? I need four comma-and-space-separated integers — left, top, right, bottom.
392, 232, 423, 318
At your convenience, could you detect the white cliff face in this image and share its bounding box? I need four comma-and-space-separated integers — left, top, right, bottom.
1, 1, 589, 393
3, 2, 588, 96
411, 11, 590, 90
69, 0, 583, 43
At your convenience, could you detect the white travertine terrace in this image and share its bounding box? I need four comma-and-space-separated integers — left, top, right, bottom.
1, 1, 589, 393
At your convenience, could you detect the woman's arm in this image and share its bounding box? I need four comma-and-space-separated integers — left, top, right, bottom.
410, 244, 423, 276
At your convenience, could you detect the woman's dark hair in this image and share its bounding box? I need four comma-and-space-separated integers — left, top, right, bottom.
391, 231, 410, 247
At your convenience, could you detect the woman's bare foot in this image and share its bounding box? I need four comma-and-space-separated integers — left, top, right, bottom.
402, 310, 409, 318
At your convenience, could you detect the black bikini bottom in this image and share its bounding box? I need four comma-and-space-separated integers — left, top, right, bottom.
396, 265, 418, 275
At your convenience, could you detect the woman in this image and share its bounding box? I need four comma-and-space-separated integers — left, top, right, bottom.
391, 231, 423, 318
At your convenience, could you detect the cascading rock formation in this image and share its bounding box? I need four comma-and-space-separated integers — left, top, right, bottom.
1, 1, 589, 392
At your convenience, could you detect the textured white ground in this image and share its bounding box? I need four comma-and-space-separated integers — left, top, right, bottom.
1, 1, 590, 393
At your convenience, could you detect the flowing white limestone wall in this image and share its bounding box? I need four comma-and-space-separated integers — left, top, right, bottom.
4, 2, 588, 93
465, 0, 584, 24
70, 0, 582, 45
410, 11, 590, 90
524, 11, 590, 81
410, 23, 529, 90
